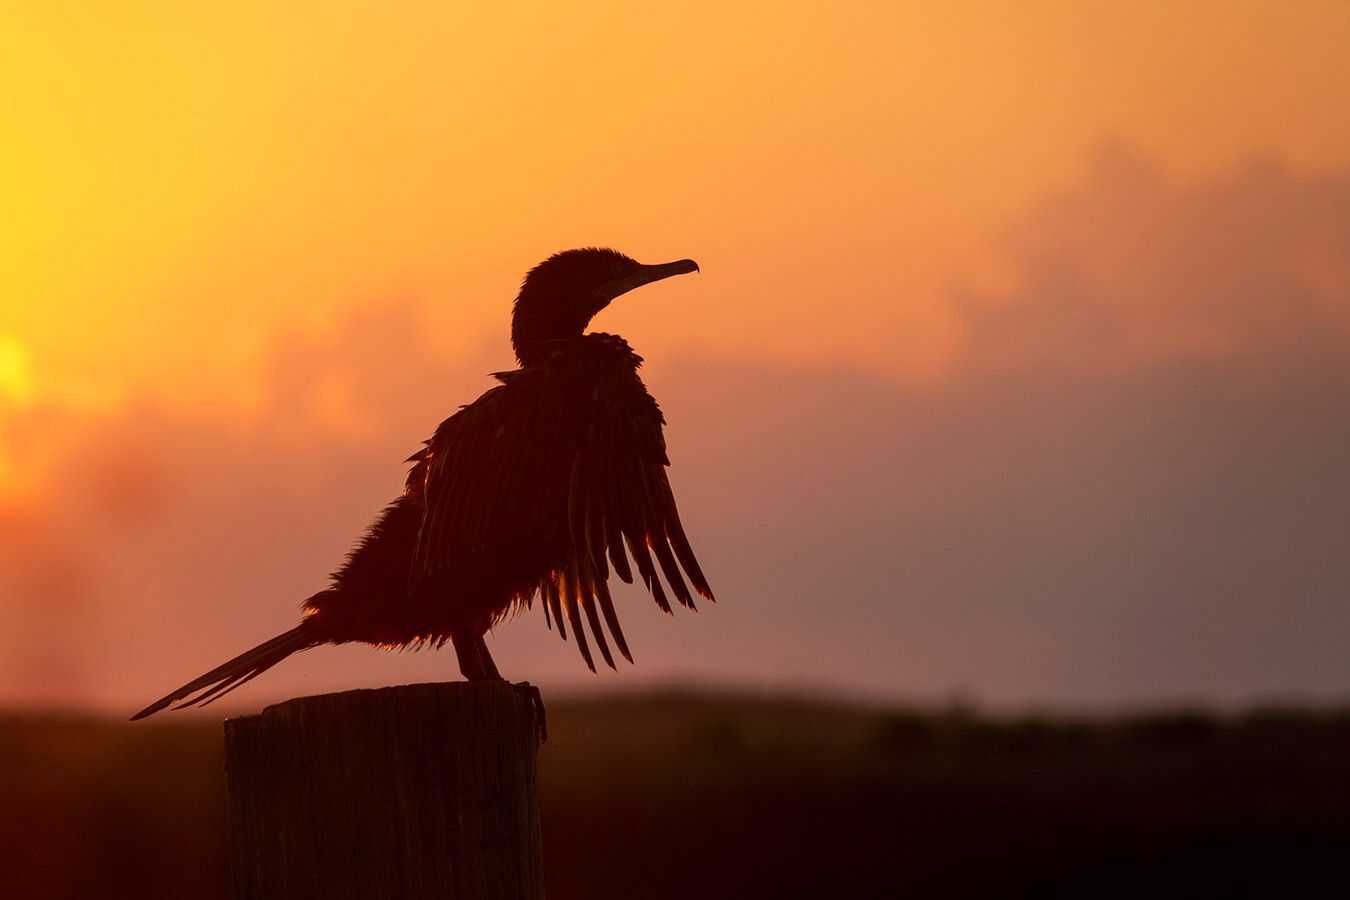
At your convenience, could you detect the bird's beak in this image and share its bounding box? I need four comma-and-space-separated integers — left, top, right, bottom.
600, 259, 700, 302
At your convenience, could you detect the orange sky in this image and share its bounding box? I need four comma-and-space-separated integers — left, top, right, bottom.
3, 3, 1350, 710
5, 2, 1350, 403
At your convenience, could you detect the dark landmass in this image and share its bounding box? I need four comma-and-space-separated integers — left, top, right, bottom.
3, 691, 1348, 898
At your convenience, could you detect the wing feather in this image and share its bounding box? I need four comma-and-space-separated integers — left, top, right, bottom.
410, 336, 713, 669
578, 567, 615, 670
594, 576, 633, 663
561, 562, 595, 672
544, 574, 565, 640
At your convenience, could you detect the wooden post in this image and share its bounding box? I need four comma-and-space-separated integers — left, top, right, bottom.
223, 681, 543, 900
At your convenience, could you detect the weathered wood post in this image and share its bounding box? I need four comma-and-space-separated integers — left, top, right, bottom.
223, 681, 543, 899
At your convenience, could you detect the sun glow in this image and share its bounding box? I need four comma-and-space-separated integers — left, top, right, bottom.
0, 335, 35, 407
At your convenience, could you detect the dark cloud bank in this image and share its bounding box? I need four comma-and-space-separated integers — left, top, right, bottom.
4, 145, 1349, 710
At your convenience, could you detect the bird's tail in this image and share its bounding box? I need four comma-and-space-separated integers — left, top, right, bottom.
130, 623, 319, 721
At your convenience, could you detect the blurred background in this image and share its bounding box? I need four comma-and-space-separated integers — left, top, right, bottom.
3, 1, 1349, 896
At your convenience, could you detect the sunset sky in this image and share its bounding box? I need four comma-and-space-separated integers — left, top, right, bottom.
3, 2, 1349, 712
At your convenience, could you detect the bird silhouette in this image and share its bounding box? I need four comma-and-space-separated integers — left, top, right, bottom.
132, 248, 713, 720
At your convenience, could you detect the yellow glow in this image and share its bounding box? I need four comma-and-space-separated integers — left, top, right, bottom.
0, 333, 35, 502
0, 335, 35, 406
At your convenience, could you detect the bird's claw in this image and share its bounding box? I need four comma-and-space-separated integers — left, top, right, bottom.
513, 681, 548, 743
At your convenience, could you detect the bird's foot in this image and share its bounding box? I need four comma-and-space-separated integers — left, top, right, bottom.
512, 681, 548, 744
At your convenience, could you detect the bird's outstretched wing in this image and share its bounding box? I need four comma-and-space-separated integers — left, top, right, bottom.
411, 336, 714, 670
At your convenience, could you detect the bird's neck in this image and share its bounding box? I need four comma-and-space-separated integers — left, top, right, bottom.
511, 294, 598, 366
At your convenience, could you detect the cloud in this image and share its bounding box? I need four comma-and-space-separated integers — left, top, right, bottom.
953, 141, 1350, 374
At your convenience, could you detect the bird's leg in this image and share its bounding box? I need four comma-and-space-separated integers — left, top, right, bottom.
469, 633, 503, 681
453, 632, 500, 681
455, 632, 545, 742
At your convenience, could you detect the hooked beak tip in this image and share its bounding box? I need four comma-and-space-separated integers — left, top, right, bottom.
665, 258, 699, 277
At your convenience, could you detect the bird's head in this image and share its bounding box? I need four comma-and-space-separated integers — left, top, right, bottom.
511, 247, 699, 365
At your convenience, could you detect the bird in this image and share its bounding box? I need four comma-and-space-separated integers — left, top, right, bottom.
132, 248, 714, 721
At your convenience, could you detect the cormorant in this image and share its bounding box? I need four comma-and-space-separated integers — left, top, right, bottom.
132, 248, 713, 720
